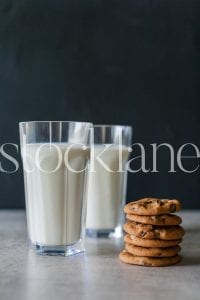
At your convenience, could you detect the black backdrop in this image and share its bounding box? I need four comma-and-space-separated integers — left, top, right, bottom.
0, 0, 200, 209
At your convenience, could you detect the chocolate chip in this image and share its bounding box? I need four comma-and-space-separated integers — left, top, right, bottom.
154, 231, 160, 238
140, 231, 146, 237
146, 200, 153, 204
170, 204, 176, 212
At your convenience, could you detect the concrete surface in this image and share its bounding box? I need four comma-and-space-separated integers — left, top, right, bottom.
0, 210, 200, 300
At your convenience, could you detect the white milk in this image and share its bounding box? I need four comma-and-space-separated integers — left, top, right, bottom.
22, 143, 89, 246
86, 145, 130, 230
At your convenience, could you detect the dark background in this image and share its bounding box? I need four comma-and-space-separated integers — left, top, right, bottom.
0, 0, 200, 209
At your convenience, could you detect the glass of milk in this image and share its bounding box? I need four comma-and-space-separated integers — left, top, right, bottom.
86, 125, 132, 238
19, 121, 92, 256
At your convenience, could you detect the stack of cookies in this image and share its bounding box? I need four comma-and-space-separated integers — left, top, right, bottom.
119, 198, 185, 267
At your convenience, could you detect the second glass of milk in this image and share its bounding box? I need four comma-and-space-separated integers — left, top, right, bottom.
19, 121, 92, 256
86, 125, 132, 238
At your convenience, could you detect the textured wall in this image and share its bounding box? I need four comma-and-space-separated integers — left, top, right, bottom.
0, 0, 200, 208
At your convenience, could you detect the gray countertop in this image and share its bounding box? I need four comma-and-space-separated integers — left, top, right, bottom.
0, 210, 200, 300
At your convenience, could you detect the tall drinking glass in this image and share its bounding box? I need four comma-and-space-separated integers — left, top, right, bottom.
86, 125, 132, 238
19, 121, 92, 256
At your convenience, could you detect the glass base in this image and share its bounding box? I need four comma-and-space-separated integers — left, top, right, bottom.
86, 226, 122, 238
30, 240, 85, 256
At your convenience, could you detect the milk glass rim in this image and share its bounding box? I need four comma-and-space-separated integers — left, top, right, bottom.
19, 121, 93, 126
93, 124, 132, 129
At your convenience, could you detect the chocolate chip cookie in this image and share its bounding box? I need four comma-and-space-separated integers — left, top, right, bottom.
125, 243, 181, 257
126, 213, 182, 226
119, 250, 181, 266
124, 234, 182, 248
123, 221, 185, 240
124, 198, 181, 215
